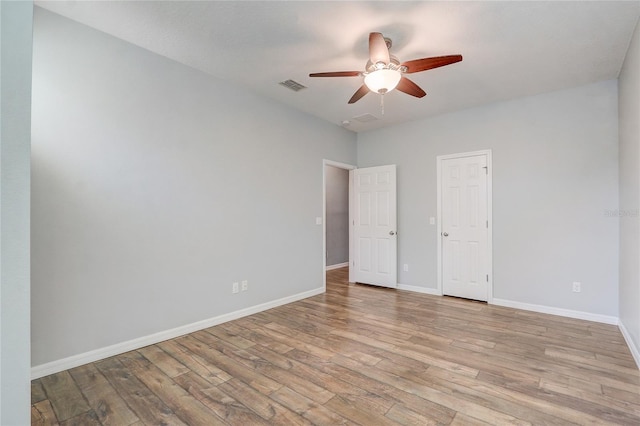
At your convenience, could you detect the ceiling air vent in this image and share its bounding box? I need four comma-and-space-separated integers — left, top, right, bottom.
279, 79, 307, 92
352, 113, 378, 123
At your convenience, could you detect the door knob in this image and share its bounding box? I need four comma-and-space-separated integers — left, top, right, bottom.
389, 231, 396, 236
442, 232, 449, 237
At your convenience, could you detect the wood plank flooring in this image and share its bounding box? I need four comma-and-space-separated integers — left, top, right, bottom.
32, 268, 640, 425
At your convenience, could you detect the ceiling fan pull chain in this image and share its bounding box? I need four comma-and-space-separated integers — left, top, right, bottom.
380, 94, 385, 116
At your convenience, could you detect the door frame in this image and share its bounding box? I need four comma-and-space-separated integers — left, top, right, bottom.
323, 159, 356, 291
436, 150, 493, 302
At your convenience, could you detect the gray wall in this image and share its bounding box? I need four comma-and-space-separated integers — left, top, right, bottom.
619, 17, 640, 360
325, 166, 350, 267
31, 8, 356, 367
0, 1, 32, 423
358, 80, 619, 316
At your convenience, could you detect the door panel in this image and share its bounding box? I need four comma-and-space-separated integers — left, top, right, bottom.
441, 155, 489, 301
351, 165, 397, 288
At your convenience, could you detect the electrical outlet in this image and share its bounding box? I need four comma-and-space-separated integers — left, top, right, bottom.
403, 264, 409, 272
232, 282, 239, 294
572, 281, 581, 293
241, 280, 248, 291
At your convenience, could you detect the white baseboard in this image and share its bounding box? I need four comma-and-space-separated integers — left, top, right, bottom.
385, 287, 631, 361
491, 298, 618, 325
619, 320, 640, 369
31, 287, 325, 380
326, 262, 349, 271
397, 283, 441, 296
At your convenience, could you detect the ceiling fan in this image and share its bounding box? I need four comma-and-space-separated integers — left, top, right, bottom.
309, 32, 462, 104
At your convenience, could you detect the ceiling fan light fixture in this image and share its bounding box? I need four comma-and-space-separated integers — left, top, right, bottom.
364, 69, 401, 94
309, 32, 461, 104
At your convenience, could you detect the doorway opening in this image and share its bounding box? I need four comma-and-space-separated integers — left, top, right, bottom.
323, 160, 356, 291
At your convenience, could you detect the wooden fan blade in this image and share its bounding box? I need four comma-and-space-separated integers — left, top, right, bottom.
369, 32, 390, 65
348, 85, 370, 104
396, 77, 426, 98
401, 55, 463, 73
309, 71, 361, 77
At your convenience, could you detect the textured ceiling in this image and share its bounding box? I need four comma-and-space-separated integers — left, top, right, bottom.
36, 1, 640, 132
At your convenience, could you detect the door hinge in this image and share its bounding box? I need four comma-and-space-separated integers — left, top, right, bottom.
483, 166, 488, 174
486, 274, 489, 282
486, 220, 489, 228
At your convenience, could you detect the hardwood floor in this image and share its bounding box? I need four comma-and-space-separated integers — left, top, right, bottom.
32, 267, 640, 425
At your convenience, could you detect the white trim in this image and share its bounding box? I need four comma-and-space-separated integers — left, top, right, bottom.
384, 283, 637, 364
322, 159, 356, 291
436, 149, 493, 302
31, 287, 324, 379
492, 298, 618, 325
348, 169, 354, 283
437, 150, 494, 161
397, 283, 441, 296
326, 262, 349, 271
324, 160, 356, 170
436, 158, 443, 295
619, 321, 640, 369
393, 284, 620, 327
486, 152, 493, 304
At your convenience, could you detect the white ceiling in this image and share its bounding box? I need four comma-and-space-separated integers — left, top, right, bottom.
36, 1, 640, 132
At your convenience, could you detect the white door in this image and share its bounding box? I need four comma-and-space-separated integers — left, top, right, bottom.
351, 165, 397, 288
441, 154, 489, 301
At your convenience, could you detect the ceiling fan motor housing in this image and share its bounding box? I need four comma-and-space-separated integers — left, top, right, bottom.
365, 55, 403, 74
